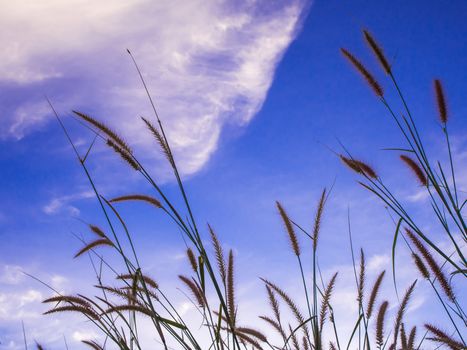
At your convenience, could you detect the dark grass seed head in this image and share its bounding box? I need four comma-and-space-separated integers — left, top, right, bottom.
341, 48, 384, 97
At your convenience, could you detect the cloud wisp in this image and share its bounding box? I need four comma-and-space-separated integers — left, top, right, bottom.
0, 0, 309, 174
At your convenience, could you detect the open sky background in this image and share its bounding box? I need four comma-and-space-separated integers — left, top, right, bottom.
1, 0, 466, 348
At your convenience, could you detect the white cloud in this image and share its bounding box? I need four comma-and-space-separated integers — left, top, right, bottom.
50, 275, 69, 290
0, 0, 309, 174
177, 301, 194, 317
0, 265, 69, 324
72, 330, 99, 342
0, 289, 43, 321
0, 265, 24, 285
18, 290, 43, 307
42, 190, 95, 215
406, 188, 430, 203
0, 264, 100, 349
367, 253, 390, 272
6, 101, 55, 140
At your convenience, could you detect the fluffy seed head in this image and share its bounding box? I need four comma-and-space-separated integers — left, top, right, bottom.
89, 225, 106, 238
141, 117, 175, 167
106, 139, 140, 171
236, 327, 267, 343
178, 275, 205, 308
357, 249, 365, 306
262, 278, 310, 340
376, 301, 389, 348
320, 272, 338, 330
276, 201, 300, 256
105, 304, 155, 317
366, 270, 385, 319
74, 238, 114, 258
208, 224, 226, 283
393, 281, 417, 347
110, 194, 162, 208
363, 29, 391, 74
44, 305, 99, 320
186, 248, 198, 273
340, 155, 378, 179
73, 110, 133, 155
227, 250, 236, 325
434, 79, 448, 123
313, 188, 327, 251
118, 273, 158, 289
411, 253, 430, 279
425, 324, 464, 350
400, 155, 427, 186
405, 229, 454, 301
408, 326, 417, 350
341, 48, 384, 97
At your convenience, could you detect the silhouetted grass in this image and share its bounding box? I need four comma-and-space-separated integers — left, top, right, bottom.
31, 31, 465, 350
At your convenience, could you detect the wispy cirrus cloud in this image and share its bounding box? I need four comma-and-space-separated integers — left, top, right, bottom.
42, 190, 95, 216
0, 0, 310, 174
0, 265, 24, 285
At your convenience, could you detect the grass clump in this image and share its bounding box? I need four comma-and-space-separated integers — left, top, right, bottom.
30, 31, 465, 350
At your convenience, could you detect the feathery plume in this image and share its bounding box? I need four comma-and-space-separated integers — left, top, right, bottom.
425, 324, 464, 350
393, 281, 417, 348
363, 30, 391, 74
276, 201, 300, 256
375, 301, 389, 349
408, 326, 417, 350
434, 80, 448, 123
44, 305, 99, 320
89, 224, 106, 238
236, 327, 267, 343
341, 48, 384, 96
340, 155, 378, 179
186, 248, 198, 273
400, 323, 408, 350
405, 229, 454, 301
208, 224, 226, 283
118, 285, 159, 301
236, 332, 264, 350
73, 110, 132, 154
141, 117, 174, 166
43, 295, 91, 309
266, 285, 281, 324
259, 316, 287, 340
320, 272, 338, 330
366, 270, 385, 319
106, 139, 140, 170
105, 304, 155, 317
400, 155, 427, 186
227, 250, 236, 325
357, 249, 365, 306
118, 273, 159, 289
95, 285, 138, 304
74, 238, 113, 258
411, 253, 430, 279
262, 278, 310, 340
110, 194, 162, 208
303, 336, 309, 350
313, 188, 327, 251
289, 324, 300, 350
179, 275, 205, 308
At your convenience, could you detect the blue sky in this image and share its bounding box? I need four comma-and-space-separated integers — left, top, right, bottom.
1, 0, 466, 348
